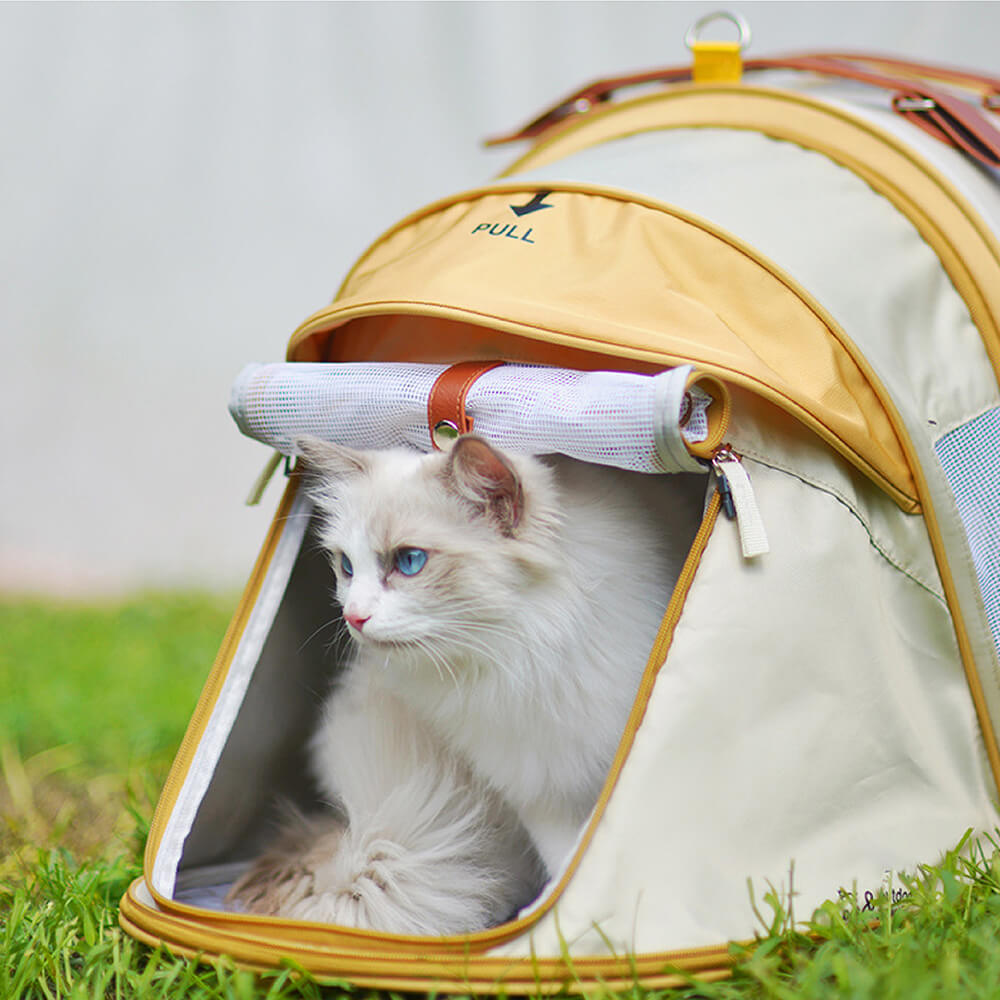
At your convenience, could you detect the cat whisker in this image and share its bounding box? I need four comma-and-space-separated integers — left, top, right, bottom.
322, 629, 352, 659
410, 637, 463, 692
429, 616, 526, 649
426, 626, 534, 696
437, 619, 539, 662
430, 623, 528, 657
421, 605, 526, 638
298, 617, 348, 655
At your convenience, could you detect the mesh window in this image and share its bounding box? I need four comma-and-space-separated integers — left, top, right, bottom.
935, 406, 1000, 656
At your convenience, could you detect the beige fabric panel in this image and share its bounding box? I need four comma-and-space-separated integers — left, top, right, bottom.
728, 388, 944, 602
498, 109, 1000, 795
493, 453, 999, 957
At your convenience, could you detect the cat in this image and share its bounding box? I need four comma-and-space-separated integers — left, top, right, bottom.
228, 434, 706, 934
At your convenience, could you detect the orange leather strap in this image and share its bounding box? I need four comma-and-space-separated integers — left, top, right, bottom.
763, 55, 1000, 168
798, 51, 1000, 104
485, 51, 1000, 168
427, 361, 504, 449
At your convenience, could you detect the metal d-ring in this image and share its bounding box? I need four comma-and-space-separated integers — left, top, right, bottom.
684, 10, 752, 52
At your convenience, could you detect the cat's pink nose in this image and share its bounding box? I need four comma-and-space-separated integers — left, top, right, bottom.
345, 610, 371, 631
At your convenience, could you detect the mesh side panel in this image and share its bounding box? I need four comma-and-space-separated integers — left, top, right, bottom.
935, 407, 1000, 655
229, 362, 713, 474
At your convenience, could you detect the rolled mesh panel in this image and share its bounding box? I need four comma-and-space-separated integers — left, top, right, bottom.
229, 362, 716, 474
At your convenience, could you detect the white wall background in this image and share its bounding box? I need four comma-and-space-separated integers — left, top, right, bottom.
2, 1, 998, 595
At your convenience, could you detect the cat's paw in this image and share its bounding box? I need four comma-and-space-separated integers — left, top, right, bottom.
226, 812, 345, 915
229, 826, 499, 934
276, 844, 418, 930
284, 836, 486, 934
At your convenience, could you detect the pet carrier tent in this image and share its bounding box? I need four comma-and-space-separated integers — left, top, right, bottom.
121, 31, 1000, 992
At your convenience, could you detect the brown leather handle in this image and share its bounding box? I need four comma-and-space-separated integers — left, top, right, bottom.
486, 51, 1000, 168
754, 54, 1000, 168
793, 51, 1000, 105
484, 66, 690, 146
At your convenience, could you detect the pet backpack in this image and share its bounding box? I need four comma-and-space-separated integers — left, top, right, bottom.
121, 26, 1000, 992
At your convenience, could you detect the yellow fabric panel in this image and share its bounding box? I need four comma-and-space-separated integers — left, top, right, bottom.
499, 83, 1000, 385
287, 186, 916, 508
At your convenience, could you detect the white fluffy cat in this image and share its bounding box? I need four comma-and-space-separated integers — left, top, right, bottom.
228, 434, 705, 934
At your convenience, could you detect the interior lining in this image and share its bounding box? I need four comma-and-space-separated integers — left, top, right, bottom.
178, 513, 347, 877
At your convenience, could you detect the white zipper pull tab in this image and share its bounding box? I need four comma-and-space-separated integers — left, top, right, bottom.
711, 446, 769, 559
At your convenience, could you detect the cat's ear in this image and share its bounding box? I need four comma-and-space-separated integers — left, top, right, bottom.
445, 436, 523, 536
295, 436, 369, 479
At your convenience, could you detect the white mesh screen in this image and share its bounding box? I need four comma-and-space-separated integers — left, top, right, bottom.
229, 362, 716, 474
935, 407, 1000, 658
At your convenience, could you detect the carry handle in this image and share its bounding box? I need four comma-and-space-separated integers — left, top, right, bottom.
485, 51, 1000, 169
759, 53, 1000, 169
797, 51, 1000, 104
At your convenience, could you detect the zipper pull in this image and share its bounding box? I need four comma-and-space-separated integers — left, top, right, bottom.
711, 446, 769, 559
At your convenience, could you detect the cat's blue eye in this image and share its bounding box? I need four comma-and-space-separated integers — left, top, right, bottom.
340, 553, 353, 578
394, 547, 427, 576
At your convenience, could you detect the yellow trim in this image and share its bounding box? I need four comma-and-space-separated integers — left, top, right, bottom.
685, 371, 729, 460
144, 474, 303, 886
888, 418, 1000, 798
120, 882, 735, 993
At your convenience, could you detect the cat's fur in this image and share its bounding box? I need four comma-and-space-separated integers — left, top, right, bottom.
228, 435, 705, 933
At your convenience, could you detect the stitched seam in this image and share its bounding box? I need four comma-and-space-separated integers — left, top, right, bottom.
738, 449, 946, 603
457, 364, 491, 431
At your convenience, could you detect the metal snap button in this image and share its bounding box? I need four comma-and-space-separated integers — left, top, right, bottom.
432, 420, 460, 450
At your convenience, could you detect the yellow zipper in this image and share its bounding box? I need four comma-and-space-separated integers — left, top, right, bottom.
144, 474, 303, 881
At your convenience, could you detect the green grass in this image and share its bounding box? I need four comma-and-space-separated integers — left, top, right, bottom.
5, 593, 1000, 997
0, 596, 234, 770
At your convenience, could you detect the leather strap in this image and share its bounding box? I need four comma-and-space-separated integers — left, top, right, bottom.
893, 85, 1000, 166
427, 361, 504, 449
485, 51, 1000, 168
484, 67, 690, 145
756, 54, 1000, 168
796, 51, 1000, 105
